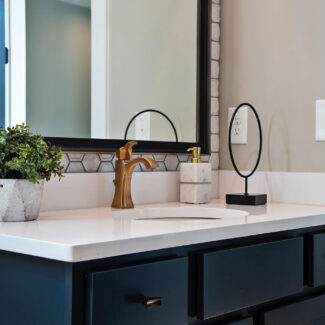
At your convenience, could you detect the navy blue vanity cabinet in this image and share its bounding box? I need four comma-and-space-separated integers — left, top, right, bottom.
0, 250, 73, 325
5, 226, 325, 325
261, 294, 325, 324
306, 233, 325, 287
198, 238, 304, 320
87, 257, 188, 325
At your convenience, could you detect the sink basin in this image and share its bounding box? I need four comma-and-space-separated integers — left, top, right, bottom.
111, 207, 249, 221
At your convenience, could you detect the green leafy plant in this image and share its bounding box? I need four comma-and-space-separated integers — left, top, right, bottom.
0, 124, 65, 183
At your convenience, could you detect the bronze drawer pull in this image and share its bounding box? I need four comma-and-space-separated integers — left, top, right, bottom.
143, 297, 162, 308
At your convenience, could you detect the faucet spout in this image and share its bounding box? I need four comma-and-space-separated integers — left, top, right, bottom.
127, 157, 158, 173
111, 142, 158, 209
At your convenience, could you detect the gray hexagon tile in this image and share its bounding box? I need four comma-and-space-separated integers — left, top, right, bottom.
210, 153, 219, 170
211, 116, 219, 134
211, 79, 219, 97
98, 162, 115, 173
211, 97, 219, 115
99, 153, 114, 161
177, 154, 191, 163
139, 155, 155, 172
211, 134, 220, 153
66, 162, 85, 173
212, 3, 220, 23
211, 41, 220, 61
131, 154, 142, 172
211, 60, 219, 79
153, 154, 166, 162
164, 155, 179, 171
60, 154, 69, 172
154, 162, 167, 172
82, 154, 101, 172
67, 153, 84, 161
201, 155, 210, 162
211, 22, 220, 42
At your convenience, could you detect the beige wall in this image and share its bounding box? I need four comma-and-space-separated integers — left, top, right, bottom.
220, 0, 325, 172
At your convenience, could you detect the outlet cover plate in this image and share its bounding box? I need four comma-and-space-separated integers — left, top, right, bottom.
316, 100, 325, 141
228, 106, 248, 144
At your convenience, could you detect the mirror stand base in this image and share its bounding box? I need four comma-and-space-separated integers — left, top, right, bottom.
226, 193, 267, 206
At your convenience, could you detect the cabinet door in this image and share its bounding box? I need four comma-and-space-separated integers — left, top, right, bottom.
198, 238, 304, 319
87, 257, 188, 325
228, 318, 253, 325
306, 233, 325, 287
262, 294, 325, 325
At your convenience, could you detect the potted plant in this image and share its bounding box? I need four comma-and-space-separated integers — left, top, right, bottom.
0, 124, 64, 222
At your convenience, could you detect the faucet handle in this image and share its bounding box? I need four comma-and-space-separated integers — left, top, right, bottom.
116, 141, 138, 160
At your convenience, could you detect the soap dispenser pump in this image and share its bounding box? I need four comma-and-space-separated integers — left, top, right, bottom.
180, 147, 211, 204
188, 147, 201, 163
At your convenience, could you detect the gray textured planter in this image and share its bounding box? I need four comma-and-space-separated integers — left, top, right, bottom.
0, 179, 44, 222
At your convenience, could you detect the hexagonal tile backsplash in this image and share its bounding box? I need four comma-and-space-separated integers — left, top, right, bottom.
63, 0, 220, 173
61, 152, 212, 173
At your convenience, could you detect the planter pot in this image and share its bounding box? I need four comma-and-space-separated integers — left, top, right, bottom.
0, 179, 44, 222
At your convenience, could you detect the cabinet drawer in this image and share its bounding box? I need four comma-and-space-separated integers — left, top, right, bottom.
87, 257, 188, 325
262, 294, 325, 325
307, 233, 325, 287
228, 317, 253, 325
198, 238, 303, 319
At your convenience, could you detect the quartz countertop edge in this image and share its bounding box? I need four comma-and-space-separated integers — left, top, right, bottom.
1, 200, 325, 262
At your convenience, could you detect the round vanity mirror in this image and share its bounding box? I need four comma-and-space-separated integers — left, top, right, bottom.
226, 103, 267, 206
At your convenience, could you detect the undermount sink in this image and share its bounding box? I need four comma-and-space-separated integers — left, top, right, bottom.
111, 207, 249, 221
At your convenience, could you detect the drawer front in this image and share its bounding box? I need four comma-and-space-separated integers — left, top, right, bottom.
307, 233, 325, 287
228, 317, 253, 325
198, 238, 303, 319
262, 294, 325, 325
87, 257, 188, 325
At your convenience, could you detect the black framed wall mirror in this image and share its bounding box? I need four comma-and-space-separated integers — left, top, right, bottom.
2, 0, 211, 154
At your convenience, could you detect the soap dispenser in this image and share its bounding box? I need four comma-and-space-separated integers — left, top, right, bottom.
180, 147, 211, 204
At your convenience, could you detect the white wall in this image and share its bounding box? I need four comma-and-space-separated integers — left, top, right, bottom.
41, 171, 220, 211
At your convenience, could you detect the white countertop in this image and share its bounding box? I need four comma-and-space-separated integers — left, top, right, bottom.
1, 199, 325, 262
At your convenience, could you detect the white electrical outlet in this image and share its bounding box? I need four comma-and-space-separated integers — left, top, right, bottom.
316, 100, 325, 141
228, 106, 248, 144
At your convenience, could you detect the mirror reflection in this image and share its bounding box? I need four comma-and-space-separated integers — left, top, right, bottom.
5, 0, 199, 143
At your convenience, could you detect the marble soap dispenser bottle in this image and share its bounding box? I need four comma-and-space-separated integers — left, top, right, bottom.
180, 147, 211, 204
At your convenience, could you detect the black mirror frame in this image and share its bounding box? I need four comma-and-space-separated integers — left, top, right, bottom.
44, 0, 211, 154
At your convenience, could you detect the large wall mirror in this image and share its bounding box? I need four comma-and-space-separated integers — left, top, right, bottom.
2, 0, 210, 153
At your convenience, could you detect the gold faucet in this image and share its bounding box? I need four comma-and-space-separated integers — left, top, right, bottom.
111, 141, 158, 209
